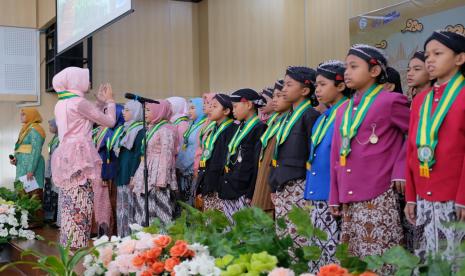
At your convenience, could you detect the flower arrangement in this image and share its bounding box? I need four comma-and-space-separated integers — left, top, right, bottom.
0, 198, 36, 243
83, 233, 208, 276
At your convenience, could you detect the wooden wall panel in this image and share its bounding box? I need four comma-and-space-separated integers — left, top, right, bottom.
0, 0, 36, 28
36, 0, 55, 29
306, 0, 405, 67
92, 0, 200, 102
207, 0, 306, 92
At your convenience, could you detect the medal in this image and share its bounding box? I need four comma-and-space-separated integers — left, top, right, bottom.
203, 149, 211, 158
418, 146, 433, 162
342, 136, 350, 149
369, 134, 379, 144
237, 151, 242, 163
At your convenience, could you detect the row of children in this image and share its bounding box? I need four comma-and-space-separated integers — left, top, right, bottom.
48, 30, 465, 274
188, 30, 465, 274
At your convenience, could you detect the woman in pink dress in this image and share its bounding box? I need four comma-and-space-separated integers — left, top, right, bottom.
52, 67, 116, 248
131, 100, 178, 225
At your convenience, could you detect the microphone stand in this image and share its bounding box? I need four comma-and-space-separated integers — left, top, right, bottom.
142, 102, 150, 227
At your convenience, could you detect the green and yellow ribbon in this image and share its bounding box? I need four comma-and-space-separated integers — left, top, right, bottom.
225, 116, 260, 172
173, 116, 189, 125
199, 119, 234, 168
272, 99, 312, 167
182, 117, 207, 150
416, 72, 465, 178
141, 120, 168, 158
339, 84, 383, 166
307, 97, 347, 170
57, 90, 79, 100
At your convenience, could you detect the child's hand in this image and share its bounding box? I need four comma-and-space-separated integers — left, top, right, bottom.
330, 205, 341, 217
392, 180, 405, 194
456, 205, 465, 222
404, 203, 416, 225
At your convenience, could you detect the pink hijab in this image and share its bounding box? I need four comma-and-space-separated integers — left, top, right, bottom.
52, 67, 89, 97
147, 100, 172, 124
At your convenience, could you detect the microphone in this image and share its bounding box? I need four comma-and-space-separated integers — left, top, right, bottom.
124, 93, 159, 104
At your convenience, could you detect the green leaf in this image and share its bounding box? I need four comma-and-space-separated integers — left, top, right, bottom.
287, 205, 314, 239
313, 228, 328, 242
41, 256, 66, 275
382, 246, 419, 269
424, 255, 451, 276
335, 243, 349, 260
276, 218, 286, 230
302, 245, 321, 261
395, 267, 415, 276
363, 255, 384, 271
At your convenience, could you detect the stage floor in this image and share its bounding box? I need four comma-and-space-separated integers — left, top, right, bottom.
1, 225, 86, 275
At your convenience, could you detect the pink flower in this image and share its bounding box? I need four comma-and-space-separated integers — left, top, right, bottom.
112, 254, 137, 274
100, 246, 114, 267
0, 206, 9, 214
118, 239, 137, 255
268, 267, 295, 276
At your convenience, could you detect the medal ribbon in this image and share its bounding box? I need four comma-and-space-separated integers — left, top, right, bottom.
106, 125, 125, 163
93, 127, 109, 147
260, 113, 280, 149
225, 116, 260, 171
339, 84, 383, 166
416, 72, 465, 178
57, 90, 79, 100
259, 113, 284, 164
307, 97, 347, 170
199, 119, 233, 167
272, 99, 312, 166
141, 120, 168, 156
48, 135, 59, 154
182, 117, 207, 148
173, 116, 189, 125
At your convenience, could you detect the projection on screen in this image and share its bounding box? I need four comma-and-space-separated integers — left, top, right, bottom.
57, 0, 132, 53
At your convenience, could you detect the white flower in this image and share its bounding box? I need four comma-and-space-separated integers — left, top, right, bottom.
83, 254, 94, 268
0, 214, 8, 224
134, 232, 154, 250
110, 235, 120, 243
0, 229, 8, 237
21, 209, 28, 216
84, 263, 105, 276
8, 207, 15, 215
173, 262, 190, 276
129, 223, 143, 232
7, 215, 19, 227
18, 229, 35, 240
9, 228, 18, 236
93, 235, 110, 246
188, 243, 210, 256
174, 254, 221, 276
20, 215, 28, 229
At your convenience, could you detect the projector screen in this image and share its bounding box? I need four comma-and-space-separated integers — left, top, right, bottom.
57, 0, 133, 53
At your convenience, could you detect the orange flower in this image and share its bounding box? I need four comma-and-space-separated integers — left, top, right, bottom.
185, 249, 195, 258
154, 235, 172, 248
146, 247, 163, 260
164, 257, 181, 272
360, 272, 378, 276
170, 240, 189, 257
132, 254, 146, 268
318, 264, 350, 276
141, 269, 154, 276
152, 261, 165, 274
